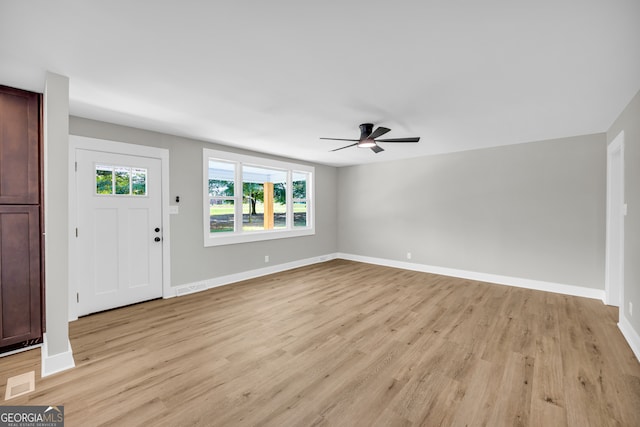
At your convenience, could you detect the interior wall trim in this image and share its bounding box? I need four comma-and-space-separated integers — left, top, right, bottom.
618, 315, 640, 364
170, 253, 339, 298
41, 334, 75, 377
172, 251, 605, 302
336, 253, 606, 302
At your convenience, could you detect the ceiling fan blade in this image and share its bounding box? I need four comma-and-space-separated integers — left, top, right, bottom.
368, 126, 391, 140
370, 145, 384, 153
376, 137, 420, 143
320, 137, 359, 142
330, 143, 359, 152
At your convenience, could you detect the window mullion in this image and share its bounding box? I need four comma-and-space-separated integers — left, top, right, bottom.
286, 170, 292, 230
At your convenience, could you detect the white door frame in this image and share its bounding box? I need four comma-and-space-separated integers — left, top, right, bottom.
68, 135, 171, 321
605, 131, 625, 307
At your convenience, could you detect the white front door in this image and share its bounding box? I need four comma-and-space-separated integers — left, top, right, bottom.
75, 149, 163, 316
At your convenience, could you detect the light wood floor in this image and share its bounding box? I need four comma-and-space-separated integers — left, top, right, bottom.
1, 260, 639, 426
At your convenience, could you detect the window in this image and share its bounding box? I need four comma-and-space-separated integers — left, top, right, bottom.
203, 149, 314, 246
209, 160, 236, 233
292, 171, 310, 228
96, 164, 147, 196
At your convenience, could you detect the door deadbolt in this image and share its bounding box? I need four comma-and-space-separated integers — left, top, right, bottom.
154, 237, 161, 242
154, 227, 160, 232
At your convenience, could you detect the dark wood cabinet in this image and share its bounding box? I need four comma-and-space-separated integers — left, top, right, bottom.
0, 206, 41, 347
0, 86, 40, 204
0, 85, 43, 352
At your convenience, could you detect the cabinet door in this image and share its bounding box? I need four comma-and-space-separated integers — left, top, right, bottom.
0, 86, 40, 204
0, 206, 41, 347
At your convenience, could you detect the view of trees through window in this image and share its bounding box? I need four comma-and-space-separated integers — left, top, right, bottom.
96, 165, 147, 196
208, 161, 309, 234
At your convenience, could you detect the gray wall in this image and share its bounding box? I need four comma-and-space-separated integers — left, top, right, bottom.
69, 117, 338, 287
71, 116, 609, 294
607, 89, 640, 335
337, 134, 606, 289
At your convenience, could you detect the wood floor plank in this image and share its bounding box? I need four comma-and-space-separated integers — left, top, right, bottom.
530, 335, 567, 426
486, 351, 534, 427
0, 260, 638, 426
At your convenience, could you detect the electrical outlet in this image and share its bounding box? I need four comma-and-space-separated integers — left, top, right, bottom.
630, 302, 633, 316
407, 252, 412, 260
265, 255, 269, 263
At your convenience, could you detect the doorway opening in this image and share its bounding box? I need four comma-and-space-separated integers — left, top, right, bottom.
605, 131, 625, 307
69, 136, 170, 320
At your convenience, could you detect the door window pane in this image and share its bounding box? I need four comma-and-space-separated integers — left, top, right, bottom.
132, 168, 147, 195
96, 165, 113, 194
115, 167, 130, 194
96, 165, 147, 196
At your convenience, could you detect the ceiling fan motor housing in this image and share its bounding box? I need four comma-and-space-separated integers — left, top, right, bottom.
359, 123, 374, 139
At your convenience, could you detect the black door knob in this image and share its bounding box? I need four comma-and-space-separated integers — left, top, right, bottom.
154, 227, 160, 232
154, 237, 161, 242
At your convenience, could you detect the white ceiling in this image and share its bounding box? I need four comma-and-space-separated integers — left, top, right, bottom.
1, 1, 639, 166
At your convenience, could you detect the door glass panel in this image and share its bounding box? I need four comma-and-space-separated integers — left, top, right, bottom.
96, 165, 113, 194
115, 167, 130, 195
132, 168, 147, 195
96, 165, 148, 196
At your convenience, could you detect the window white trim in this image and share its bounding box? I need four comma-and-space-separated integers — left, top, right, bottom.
203, 148, 315, 247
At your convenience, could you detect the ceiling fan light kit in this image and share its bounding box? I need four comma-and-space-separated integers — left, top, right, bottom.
357, 139, 376, 148
320, 123, 420, 154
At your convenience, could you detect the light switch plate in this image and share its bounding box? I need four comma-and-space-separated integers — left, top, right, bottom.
169, 205, 179, 215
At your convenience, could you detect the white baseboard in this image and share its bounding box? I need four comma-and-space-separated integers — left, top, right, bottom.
336, 253, 606, 302
41, 334, 75, 377
171, 252, 605, 303
618, 315, 640, 364
170, 253, 338, 297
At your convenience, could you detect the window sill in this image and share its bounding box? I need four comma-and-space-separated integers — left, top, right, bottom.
204, 227, 315, 247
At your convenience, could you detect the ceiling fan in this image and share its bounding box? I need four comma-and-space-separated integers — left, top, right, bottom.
320, 123, 420, 153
